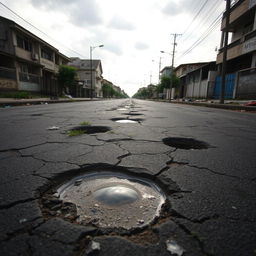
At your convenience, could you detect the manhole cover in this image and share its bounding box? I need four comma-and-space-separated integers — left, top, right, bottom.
68, 126, 111, 135
162, 137, 210, 150
52, 172, 166, 229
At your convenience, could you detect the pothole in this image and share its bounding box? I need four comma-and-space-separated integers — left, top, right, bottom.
111, 118, 143, 124
41, 171, 166, 230
122, 113, 144, 116
68, 126, 111, 135
162, 137, 211, 150
117, 108, 128, 111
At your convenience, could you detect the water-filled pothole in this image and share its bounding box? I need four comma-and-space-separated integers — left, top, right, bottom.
162, 137, 210, 150
42, 172, 166, 230
111, 118, 143, 124
68, 126, 111, 135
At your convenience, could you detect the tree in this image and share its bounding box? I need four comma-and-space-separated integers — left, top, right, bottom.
57, 65, 77, 92
156, 74, 180, 93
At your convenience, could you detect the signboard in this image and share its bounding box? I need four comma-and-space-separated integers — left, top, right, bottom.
242, 37, 256, 54
249, 0, 256, 8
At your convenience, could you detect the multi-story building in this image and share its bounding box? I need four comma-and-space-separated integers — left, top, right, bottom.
217, 0, 256, 98
0, 16, 70, 95
68, 58, 103, 98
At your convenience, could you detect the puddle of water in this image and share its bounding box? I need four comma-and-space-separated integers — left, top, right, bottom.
166, 239, 185, 256
93, 185, 139, 206
56, 172, 166, 229
117, 108, 128, 111
115, 119, 138, 124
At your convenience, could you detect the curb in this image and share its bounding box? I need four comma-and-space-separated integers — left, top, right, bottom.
0, 98, 106, 107
150, 100, 256, 112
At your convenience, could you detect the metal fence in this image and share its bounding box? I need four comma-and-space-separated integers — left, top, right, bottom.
0, 67, 16, 80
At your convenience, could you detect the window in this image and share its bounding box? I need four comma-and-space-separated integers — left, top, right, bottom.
16, 35, 32, 52
41, 47, 53, 61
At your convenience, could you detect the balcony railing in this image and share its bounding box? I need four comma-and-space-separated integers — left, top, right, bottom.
0, 67, 16, 80
19, 72, 40, 84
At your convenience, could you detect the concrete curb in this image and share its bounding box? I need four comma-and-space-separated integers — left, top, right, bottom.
0, 98, 107, 107
150, 100, 256, 112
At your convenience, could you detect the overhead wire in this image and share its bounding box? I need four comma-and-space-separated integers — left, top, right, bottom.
178, 13, 222, 59
0, 2, 85, 58
180, 0, 223, 43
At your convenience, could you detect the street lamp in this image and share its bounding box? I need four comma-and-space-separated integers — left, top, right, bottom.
152, 57, 162, 83
90, 44, 104, 99
161, 50, 174, 100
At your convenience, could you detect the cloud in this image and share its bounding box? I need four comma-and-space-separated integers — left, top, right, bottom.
108, 15, 135, 31
135, 42, 149, 50
30, 0, 103, 26
162, 0, 196, 16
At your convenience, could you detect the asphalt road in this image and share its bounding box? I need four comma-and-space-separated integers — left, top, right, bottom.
0, 99, 255, 256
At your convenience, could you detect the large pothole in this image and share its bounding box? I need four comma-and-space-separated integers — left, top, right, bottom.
41, 171, 166, 230
162, 137, 211, 150
68, 126, 111, 135
111, 118, 143, 124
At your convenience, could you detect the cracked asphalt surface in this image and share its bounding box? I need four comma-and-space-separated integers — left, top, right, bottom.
0, 99, 256, 256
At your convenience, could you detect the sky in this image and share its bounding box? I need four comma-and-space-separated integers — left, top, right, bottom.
0, 0, 225, 96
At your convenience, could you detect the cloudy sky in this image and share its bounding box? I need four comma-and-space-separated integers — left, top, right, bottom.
0, 0, 225, 96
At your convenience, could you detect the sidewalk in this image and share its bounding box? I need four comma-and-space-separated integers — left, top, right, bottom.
0, 97, 103, 107
153, 99, 256, 112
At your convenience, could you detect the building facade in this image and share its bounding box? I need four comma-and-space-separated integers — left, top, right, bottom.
68, 58, 103, 98
175, 62, 216, 98
217, 0, 256, 98
0, 16, 69, 95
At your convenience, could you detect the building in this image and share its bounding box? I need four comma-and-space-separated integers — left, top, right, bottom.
0, 16, 70, 95
68, 58, 103, 98
175, 62, 217, 98
216, 0, 256, 98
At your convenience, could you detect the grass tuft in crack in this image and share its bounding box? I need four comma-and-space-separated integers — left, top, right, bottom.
68, 129, 85, 136
80, 121, 91, 126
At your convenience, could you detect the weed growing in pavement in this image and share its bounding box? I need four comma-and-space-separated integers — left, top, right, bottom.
79, 121, 91, 126
68, 129, 85, 136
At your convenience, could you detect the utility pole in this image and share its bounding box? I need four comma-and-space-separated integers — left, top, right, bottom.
220, 0, 231, 104
169, 33, 181, 100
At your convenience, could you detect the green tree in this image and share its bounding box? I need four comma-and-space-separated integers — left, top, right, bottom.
57, 65, 77, 91
156, 74, 180, 94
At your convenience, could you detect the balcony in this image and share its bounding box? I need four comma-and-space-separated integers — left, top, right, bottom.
221, 0, 256, 30
217, 30, 256, 63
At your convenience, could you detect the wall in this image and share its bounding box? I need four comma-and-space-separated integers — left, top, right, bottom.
19, 81, 40, 91
236, 69, 256, 98
0, 79, 17, 90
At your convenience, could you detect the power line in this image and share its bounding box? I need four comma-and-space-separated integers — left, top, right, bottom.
181, 0, 223, 43
0, 2, 85, 58
182, 0, 209, 36
178, 13, 222, 59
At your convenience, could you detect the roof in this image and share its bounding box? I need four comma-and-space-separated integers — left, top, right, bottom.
69, 58, 103, 72
0, 16, 70, 61
174, 62, 210, 72
183, 61, 217, 75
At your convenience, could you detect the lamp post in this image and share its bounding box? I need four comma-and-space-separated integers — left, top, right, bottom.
152, 57, 162, 83
160, 50, 173, 99
90, 44, 104, 99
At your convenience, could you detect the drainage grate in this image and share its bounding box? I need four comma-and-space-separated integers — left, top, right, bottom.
41, 172, 166, 230
162, 137, 210, 150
